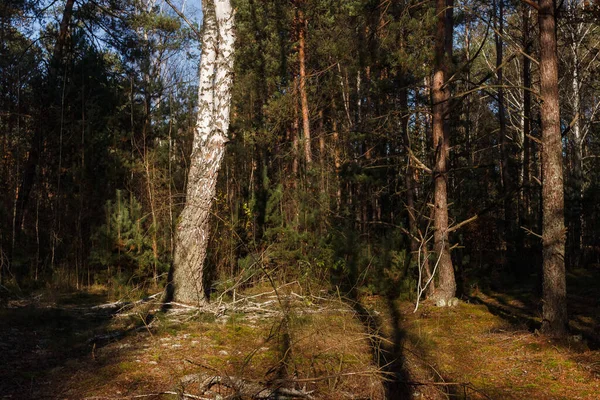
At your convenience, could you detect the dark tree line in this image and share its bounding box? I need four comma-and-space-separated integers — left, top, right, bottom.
2, 0, 600, 337
1, 0, 198, 290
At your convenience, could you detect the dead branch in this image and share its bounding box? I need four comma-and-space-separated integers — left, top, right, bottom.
447, 214, 479, 233
84, 392, 208, 399
521, 226, 543, 240
92, 292, 162, 312
180, 373, 314, 399
406, 146, 433, 174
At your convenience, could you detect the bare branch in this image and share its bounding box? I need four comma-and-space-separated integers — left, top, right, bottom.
520, 0, 540, 11
406, 146, 433, 174
447, 214, 479, 233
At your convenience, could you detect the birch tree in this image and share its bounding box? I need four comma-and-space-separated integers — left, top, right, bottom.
170, 0, 235, 304
560, 0, 600, 269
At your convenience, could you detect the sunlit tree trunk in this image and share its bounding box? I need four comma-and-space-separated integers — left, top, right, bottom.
171, 0, 235, 304
431, 0, 456, 304
538, 0, 567, 336
297, 3, 312, 165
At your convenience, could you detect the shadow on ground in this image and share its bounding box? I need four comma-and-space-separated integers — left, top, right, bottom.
0, 291, 148, 399
471, 268, 600, 349
346, 291, 412, 400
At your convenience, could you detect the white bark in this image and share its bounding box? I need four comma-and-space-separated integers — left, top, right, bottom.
171, 0, 235, 304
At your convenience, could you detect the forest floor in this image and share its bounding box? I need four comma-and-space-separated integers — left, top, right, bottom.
0, 269, 599, 400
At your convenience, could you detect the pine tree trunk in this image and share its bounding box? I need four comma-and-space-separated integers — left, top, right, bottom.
431, 0, 456, 304
170, 0, 235, 304
538, 0, 567, 336
298, 6, 312, 165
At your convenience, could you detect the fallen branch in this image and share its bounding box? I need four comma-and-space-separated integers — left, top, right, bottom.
181, 373, 314, 399
92, 292, 162, 312
84, 392, 208, 399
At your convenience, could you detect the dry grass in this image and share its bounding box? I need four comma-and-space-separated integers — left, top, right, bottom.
38, 290, 386, 399
387, 299, 600, 400
2, 280, 599, 399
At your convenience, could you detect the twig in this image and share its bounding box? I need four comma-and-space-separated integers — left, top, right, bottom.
447, 214, 479, 233
521, 226, 543, 240
414, 236, 444, 313
163, 0, 202, 39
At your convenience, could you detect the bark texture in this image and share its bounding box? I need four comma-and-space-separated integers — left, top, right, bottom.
431, 0, 456, 304
538, 0, 568, 336
171, 0, 235, 304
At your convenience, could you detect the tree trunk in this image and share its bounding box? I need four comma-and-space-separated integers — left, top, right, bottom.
569, 35, 583, 270
297, 4, 312, 165
170, 0, 235, 304
400, 85, 418, 259
538, 0, 567, 336
521, 3, 532, 241
495, 0, 517, 268
431, 0, 456, 304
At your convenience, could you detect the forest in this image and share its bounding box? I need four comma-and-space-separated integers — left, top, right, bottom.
1, 0, 600, 399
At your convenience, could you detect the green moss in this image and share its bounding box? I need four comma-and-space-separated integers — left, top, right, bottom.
118, 361, 138, 372
526, 343, 542, 352
522, 383, 539, 389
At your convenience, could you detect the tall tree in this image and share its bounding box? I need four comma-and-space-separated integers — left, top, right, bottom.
431, 0, 456, 305
538, 0, 568, 336
170, 0, 235, 304
494, 0, 517, 268
296, 0, 312, 165
521, 2, 532, 246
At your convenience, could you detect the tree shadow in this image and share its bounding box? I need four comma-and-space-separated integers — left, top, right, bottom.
345, 290, 412, 399
471, 268, 600, 350
469, 291, 541, 333
0, 293, 124, 398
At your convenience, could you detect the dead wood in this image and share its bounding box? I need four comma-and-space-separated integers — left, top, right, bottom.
180, 373, 314, 399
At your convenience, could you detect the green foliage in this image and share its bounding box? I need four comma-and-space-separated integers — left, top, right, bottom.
90, 190, 167, 283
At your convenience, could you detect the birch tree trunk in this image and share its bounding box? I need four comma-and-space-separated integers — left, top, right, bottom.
170, 0, 235, 304
538, 0, 567, 336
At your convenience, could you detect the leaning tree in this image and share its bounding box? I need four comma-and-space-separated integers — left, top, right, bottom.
170, 0, 235, 304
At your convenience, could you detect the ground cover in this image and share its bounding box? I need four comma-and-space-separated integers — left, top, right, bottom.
0, 273, 599, 399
